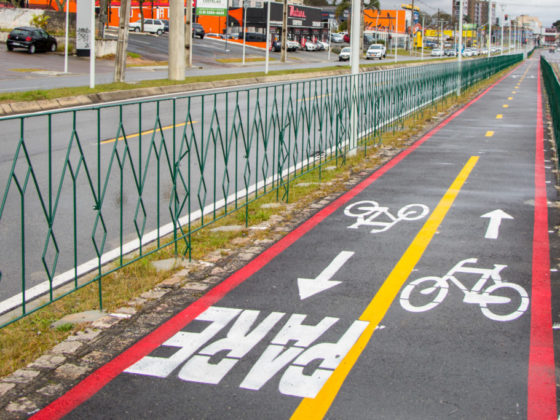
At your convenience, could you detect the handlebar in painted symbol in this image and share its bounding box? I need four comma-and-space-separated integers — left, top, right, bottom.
344, 200, 429, 233
399, 258, 529, 322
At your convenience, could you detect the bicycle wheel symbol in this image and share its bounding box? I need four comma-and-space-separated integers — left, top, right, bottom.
344, 200, 429, 233
399, 259, 529, 322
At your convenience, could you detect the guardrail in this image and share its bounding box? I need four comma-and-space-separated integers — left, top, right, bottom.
0, 53, 523, 327
541, 56, 560, 154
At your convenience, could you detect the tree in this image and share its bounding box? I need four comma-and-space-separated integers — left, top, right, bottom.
360, 0, 380, 52
553, 20, 560, 31
418, 11, 431, 26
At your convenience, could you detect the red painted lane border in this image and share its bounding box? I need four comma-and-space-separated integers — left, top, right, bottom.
527, 62, 557, 419
31, 64, 522, 420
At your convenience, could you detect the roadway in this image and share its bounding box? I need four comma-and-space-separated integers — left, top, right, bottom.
0, 34, 433, 93
29, 54, 558, 419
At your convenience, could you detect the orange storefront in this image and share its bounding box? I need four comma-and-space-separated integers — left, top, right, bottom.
364, 9, 407, 33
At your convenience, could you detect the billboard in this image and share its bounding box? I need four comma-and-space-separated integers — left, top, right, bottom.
196, 0, 227, 16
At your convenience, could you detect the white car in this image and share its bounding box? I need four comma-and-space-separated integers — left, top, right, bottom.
430, 48, 444, 57
339, 46, 351, 61
286, 40, 300, 51
366, 44, 386, 60
316, 40, 329, 51
129, 19, 165, 35
303, 41, 317, 51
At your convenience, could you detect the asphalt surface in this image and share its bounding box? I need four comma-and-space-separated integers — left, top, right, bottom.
0, 34, 435, 93
28, 54, 559, 419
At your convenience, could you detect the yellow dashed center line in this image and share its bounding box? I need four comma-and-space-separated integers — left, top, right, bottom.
508, 97, 513, 100
100, 121, 197, 145
496, 114, 503, 119
290, 157, 479, 420
503, 104, 509, 108
486, 131, 495, 137
299, 94, 331, 102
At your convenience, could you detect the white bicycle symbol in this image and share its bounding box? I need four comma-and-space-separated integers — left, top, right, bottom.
400, 258, 529, 322
344, 200, 429, 233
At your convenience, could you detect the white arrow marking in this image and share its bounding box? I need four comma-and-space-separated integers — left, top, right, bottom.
481, 209, 513, 239
297, 251, 354, 300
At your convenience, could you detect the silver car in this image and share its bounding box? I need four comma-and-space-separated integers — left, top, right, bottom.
339, 47, 351, 61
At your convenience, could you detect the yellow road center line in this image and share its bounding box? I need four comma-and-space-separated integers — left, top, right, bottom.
299, 94, 331, 102
291, 156, 479, 420
502, 104, 509, 108
100, 121, 196, 145
512, 91, 517, 94
486, 131, 494, 137
508, 97, 513, 100
496, 114, 503, 119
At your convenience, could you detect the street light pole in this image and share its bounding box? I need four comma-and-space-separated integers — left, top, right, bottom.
487, 0, 491, 57
265, 0, 271, 74
350, 0, 360, 154
457, 0, 463, 95
395, 10, 399, 63
500, 4, 504, 55
421, 14, 424, 60
242, 0, 246, 65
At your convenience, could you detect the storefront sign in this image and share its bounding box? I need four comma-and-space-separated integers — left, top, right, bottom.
196, 0, 227, 16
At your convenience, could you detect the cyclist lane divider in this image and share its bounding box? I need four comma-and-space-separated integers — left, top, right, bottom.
31, 62, 531, 420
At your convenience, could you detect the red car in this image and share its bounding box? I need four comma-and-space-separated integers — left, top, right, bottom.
343, 33, 350, 43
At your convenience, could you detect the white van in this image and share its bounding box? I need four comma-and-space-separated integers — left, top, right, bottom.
129, 19, 166, 35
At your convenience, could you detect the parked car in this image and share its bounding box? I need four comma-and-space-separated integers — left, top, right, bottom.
192, 22, 205, 39
365, 44, 386, 60
330, 33, 344, 43
444, 48, 457, 57
129, 19, 166, 35
316, 40, 328, 51
462, 48, 473, 57
303, 41, 317, 51
6, 26, 57, 54
160, 19, 169, 32
343, 33, 350, 43
286, 40, 300, 51
430, 48, 444, 57
339, 46, 351, 61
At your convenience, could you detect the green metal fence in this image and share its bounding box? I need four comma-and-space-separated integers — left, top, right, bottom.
541, 56, 560, 153
0, 53, 522, 327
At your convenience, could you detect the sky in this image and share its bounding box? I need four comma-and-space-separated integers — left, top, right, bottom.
379, 0, 560, 27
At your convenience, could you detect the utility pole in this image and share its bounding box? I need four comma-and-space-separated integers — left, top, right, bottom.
409, 0, 414, 53
281, 0, 288, 62
185, 0, 193, 67
113, 0, 131, 82
169, 0, 185, 81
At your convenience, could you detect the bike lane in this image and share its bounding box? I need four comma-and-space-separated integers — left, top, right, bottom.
33, 56, 556, 419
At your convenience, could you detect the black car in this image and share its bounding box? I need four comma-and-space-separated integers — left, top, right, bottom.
160, 19, 169, 32
6, 26, 57, 54
192, 23, 205, 39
